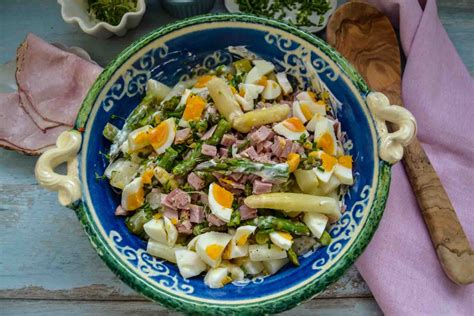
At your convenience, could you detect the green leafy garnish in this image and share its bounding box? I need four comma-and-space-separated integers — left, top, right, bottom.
88, 0, 138, 26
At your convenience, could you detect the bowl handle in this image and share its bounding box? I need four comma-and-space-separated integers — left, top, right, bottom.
35, 130, 82, 206
366, 92, 417, 164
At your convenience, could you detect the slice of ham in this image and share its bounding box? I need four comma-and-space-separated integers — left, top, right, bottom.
201, 125, 217, 140
18, 91, 62, 130
253, 180, 273, 194
189, 204, 205, 223
207, 214, 226, 227
0, 92, 68, 155
239, 205, 258, 220
187, 172, 205, 190
16, 34, 102, 126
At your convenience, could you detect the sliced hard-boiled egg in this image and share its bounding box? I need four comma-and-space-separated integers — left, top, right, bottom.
248, 244, 288, 261
245, 60, 275, 84
223, 239, 248, 260
312, 151, 338, 183
179, 95, 207, 127
208, 183, 234, 222
242, 259, 264, 275
273, 117, 309, 140
175, 249, 207, 279
143, 218, 167, 244
163, 216, 178, 246
146, 239, 184, 263
225, 263, 245, 281
261, 80, 281, 100
262, 258, 289, 275
120, 140, 130, 154
303, 213, 328, 239
269, 231, 294, 250
313, 115, 337, 156
204, 267, 232, 289
127, 125, 152, 152
196, 231, 232, 267
233, 225, 257, 246
334, 155, 354, 185
149, 118, 176, 154
293, 100, 325, 124
121, 177, 145, 211
178, 88, 192, 107
275, 72, 293, 95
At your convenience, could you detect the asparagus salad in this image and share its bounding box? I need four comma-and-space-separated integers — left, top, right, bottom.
102, 56, 354, 288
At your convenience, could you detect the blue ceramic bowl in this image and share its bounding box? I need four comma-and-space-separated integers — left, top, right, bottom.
71, 14, 394, 314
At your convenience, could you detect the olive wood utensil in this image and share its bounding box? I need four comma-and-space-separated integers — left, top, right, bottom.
326, 1, 474, 285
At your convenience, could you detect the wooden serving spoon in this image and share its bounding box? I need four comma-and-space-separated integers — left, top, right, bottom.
326, 1, 473, 285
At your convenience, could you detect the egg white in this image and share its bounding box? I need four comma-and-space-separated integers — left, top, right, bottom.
163, 216, 178, 247
143, 218, 167, 244
175, 249, 207, 279
121, 177, 144, 211
261, 79, 281, 100
233, 225, 257, 246
303, 213, 328, 239
269, 231, 293, 250
273, 118, 309, 141
276, 72, 293, 95
313, 116, 337, 156
208, 183, 233, 222
196, 232, 232, 267
204, 267, 230, 289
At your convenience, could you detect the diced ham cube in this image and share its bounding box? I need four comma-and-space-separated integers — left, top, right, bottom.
252, 180, 273, 194
239, 204, 258, 220
176, 220, 193, 235
174, 128, 191, 144
220, 134, 236, 147
201, 144, 217, 156
254, 153, 274, 164
201, 125, 217, 140
163, 207, 179, 222
187, 172, 205, 190
219, 147, 229, 158
160, 194, 176, 210
165, 189, 191, 209
240, 146, 258, 160
271, 136, 285, 157
249, 126, 274, 144
281, 139, 294, 158
189, 204, 205, 223
207, 214, 226, 226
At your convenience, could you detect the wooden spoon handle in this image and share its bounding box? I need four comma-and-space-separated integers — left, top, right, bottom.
402, 138, 474, 284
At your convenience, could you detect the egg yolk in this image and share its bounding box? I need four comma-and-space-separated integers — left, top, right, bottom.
321, 152, 338, 171
149, 121, 170, 150
183, 95, 206, 121
222, 243, 232, 259
236, 233, 250, 246
206, 244, 224, 260
300, 103, 314, 120
222, 276, 233, 285
230, 85, 238, 94
283, 117, 306, 132
338, 155, 353, 169
277, 232, 293, 241
153, 213, 162, 220
307, 91, 318, 102
141, 169, 154, 185
212, 183, 233, 208
317, 132, 335, 154
134, 130, 150, 145
194, 75, 214, 88
239, 86, 246, 97
257, 76, 268, 87
286, 153, 300, 172
126, 188, 145, 210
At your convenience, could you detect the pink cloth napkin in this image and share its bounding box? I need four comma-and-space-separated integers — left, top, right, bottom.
354, 0, 474, 315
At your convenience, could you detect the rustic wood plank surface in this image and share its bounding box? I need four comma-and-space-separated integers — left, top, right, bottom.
0, 0, 472, 315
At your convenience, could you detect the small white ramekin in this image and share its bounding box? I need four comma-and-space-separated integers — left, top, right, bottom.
58, 0, 146, 39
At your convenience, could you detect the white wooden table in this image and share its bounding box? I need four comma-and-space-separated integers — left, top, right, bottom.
1, 0, 472, 314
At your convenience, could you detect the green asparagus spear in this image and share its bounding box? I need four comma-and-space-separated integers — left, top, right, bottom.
206, 119, 231, 146
172, 119, 231, 176
193, 222, 211, 236
103, 122, 119, 142
228, 210, 241, 227
255, 230, 270, 244
318, 230, 332, 246
250, 216, 310, 236
157, 147, 179, 172
233, 59, 252, 73
195, 158, 289, 182
287, 248, 300, 266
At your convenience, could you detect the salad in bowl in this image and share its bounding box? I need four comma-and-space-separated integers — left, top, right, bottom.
35, 14, 416, 314
102, 56, 354, 288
